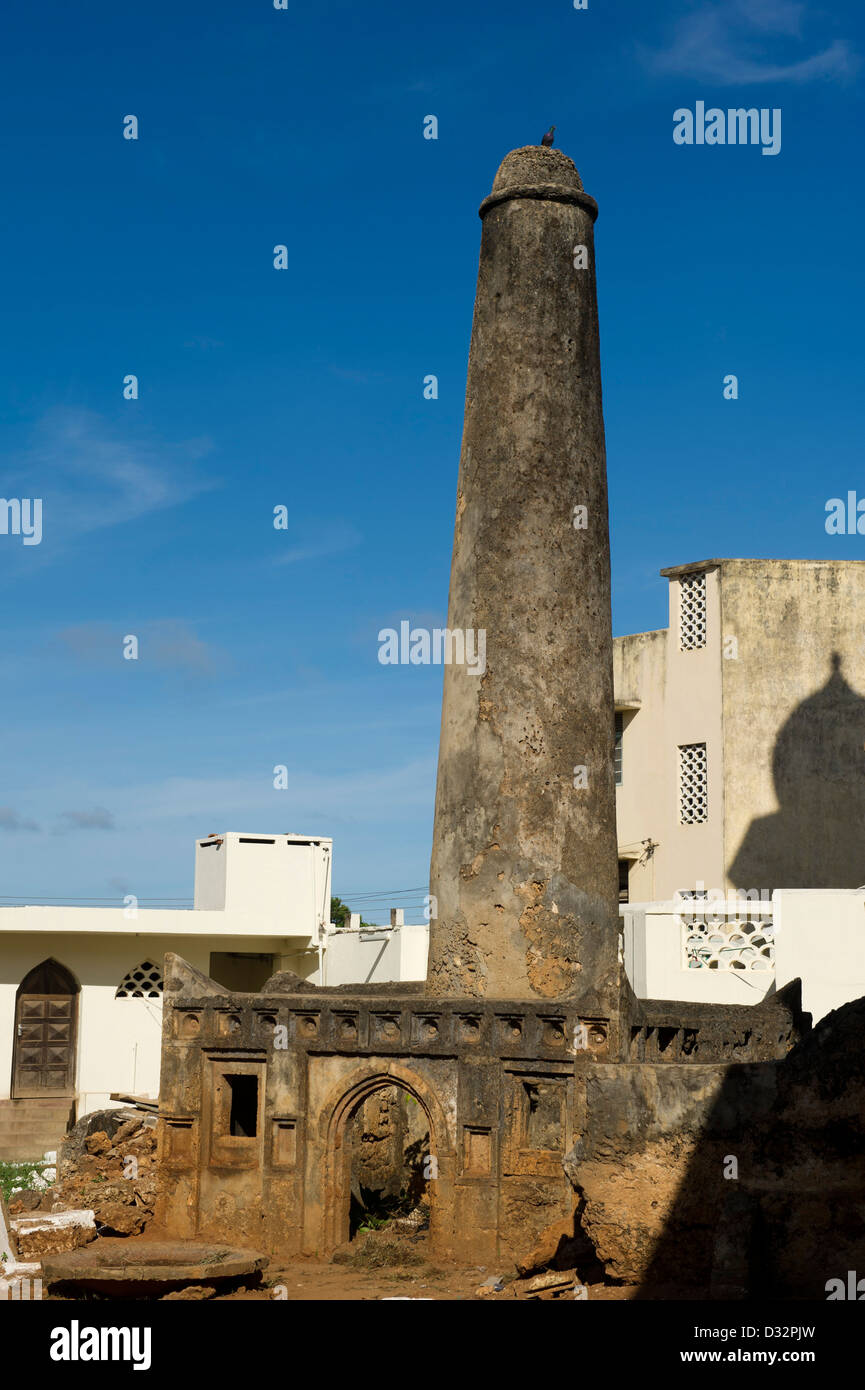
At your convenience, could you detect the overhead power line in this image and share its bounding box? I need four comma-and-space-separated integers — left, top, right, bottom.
0, 896, 193, 904
0, 887, 430, 910
336, 886, 427, 900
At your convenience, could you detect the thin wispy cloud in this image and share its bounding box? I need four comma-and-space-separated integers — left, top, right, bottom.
57, 619, 226, 678
63, 759, 437, 829
55, 807, 115, 833
643, 0, 858, 85
0, 807, 40, 833
273, 520, 362, 566
5, 408, 217, 548
143, 620, 224, 677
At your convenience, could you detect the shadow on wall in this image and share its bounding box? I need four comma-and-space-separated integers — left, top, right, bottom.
630, 993, 865, 1299
729, 653, 865, 890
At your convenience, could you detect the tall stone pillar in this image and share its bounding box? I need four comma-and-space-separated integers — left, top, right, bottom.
427, 145, 619, 1006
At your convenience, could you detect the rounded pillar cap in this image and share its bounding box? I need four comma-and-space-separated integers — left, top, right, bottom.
479, 145, 598, 221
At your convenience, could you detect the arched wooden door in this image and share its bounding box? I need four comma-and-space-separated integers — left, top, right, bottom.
12, 959, 79, 1098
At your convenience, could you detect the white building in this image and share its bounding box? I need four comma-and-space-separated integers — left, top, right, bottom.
324, 910, 429, 989
621, 888, 865, 1023
0, 832, 425, 1155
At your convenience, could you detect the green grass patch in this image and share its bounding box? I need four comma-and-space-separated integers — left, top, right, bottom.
0, 1159, 49, 1204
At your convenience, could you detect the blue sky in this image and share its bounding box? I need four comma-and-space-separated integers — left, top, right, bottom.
1, 0, 862, 917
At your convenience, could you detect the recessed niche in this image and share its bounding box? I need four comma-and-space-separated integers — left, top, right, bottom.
371, 1014, 401, 1043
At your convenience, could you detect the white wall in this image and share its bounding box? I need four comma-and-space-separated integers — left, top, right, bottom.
0, 904, 314, 940
193, 833, 331, 931
398, 924, 429, 981
773, 889, 865, 1025
621, 903, 775, 1006
623, 890, 865, 1025
322, 924, 429, 986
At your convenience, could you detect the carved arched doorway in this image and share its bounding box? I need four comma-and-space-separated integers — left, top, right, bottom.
12, 959, 79, 1098
319, 1066, 455, 1255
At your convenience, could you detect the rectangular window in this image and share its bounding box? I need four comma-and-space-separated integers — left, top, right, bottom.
679, 572, 707, 650
208, 1059, 265, 1168
679, 743, 709, 824
523, 1081, 564, 1151
226, 1074, 258, 1137
618, 858, 630, 904
614, 711, 624, 786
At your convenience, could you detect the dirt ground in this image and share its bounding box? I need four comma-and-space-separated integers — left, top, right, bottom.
40, 1231, 638, 1301
216, 1263, 633, 1301
211, 1232, 642, 1301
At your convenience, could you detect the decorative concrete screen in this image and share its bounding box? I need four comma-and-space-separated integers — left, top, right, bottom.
116, 960, 164, 999
679, 572, 707, 650
679, 898, 775, 972
679, 743, 709, 824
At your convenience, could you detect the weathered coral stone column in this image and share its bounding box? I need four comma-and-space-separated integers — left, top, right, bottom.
428, 145, 619, 1005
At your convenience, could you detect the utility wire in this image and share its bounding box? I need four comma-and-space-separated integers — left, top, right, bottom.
336, 886, 426, 899
0, 896, 193, 903
1, 887, 430, 908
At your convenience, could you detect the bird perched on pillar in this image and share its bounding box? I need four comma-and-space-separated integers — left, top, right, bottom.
541, 125, 555, 147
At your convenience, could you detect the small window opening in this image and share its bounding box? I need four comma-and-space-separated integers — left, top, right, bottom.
522, 1080, 563, 1149
618, 858, 630, 904
226, 1074, 258, 1137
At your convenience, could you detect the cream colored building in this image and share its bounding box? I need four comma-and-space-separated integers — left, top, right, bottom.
615, 558, 865, 903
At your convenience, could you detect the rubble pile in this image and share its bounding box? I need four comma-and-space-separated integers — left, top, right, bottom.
9, 1107, 158, 1240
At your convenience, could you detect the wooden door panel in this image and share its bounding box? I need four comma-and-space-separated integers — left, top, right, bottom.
12, 990, 77, 1096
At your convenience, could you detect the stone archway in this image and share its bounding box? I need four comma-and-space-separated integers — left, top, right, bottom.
317, 1064, 455, 1255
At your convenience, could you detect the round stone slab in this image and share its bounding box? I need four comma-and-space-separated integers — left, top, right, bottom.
43, 1238, 268, 1296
